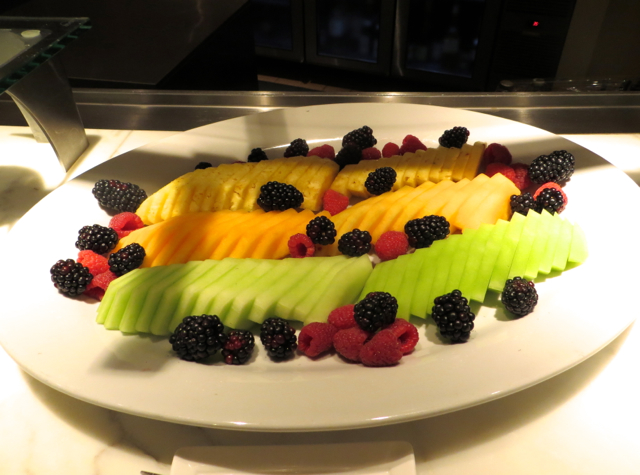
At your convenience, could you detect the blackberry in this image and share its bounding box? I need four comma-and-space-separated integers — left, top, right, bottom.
284, 138, 309, 158
50, 259, 93, 296
170, 315, 227, 362
342, 125, 377, 151
438, 126, 470, 148
354, 292, 398, 332
92, 179, 147, 213
529, 150, 575, 184
404, 215, 450, 249
306, 215, 337, 245
76, 224, 119, 254
257, 181, 304, 211
337, 229, 372, 257
260, 317, 297, 361
365, 167, 396, 195
510, 192, 538, 216
195, 162, 212, 170
431, 290, 475, 343
535, 188, 565, 214
222, 330, 255, 365
502, 277, 538, 317
248, 147, 268, 162
108, 243, 146, 276
334, 144, 362, 170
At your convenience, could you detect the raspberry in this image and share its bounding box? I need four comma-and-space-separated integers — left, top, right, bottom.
511, 163, 532, 190
399, 135, 427, 154
327, 304, 357, 330
76, 224, 119, 254
108, 243, 146, 276
482, 143, 512, 166
247, 148, 268, 162
308, 144, 335, 160
338, 229, 372, 257
333, 327, 371, 362
298, 322, 338, 358
284, 138, 309, 158
359, 329, 403, 367
306, 215, 336, 245
375, 231, 409, 261
288, 233, 315, 258
195, 162, 212, 170
257, 181, 304, 211
77, 250, 110, 276
382, 142, 400, 157
84, 270, 117, 300
439, 126, 470, 148
534, 182, 567, 213
109, 212, 144, 238
485, 163, 516, 182
365, 167, 396, 195
222, 330, 255, 365
361, 147, 381, 160
323, 189, 349, 215
386, 319, 419, 355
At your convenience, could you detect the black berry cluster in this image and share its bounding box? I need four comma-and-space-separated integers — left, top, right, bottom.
169, 315, 227, 362
342, 125, 377, 150
365, 167, 396, 195
222, 330, 255, 365
502, 277, 538, 316
92, 179, 147, 213
334, 144, 362, 170
306, 215, 337, 245
404, 215, 450, 249
76, 224, 119, 254
438, 126, 470, 148
338, 229, 372, 257
257, 181, 304, 211
195, 162, 212, 170
108, 243, 146, 276
354, 292, 398, 333
529, 150, 575, 184
260, 317, 297, 361
248, 148, 268, 163
510, 192, 537, 216
431, 290, 475, 343
536, 188, 565, 214
284, 138, 309, 158
50, 259, 93, 296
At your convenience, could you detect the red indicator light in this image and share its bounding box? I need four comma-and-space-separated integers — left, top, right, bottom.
532, 21, 539, 26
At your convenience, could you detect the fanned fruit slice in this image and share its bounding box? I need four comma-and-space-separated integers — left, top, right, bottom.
136, 156, 339, 224
359, 211, 587, 318
97, 255, 372, 334
115, 209, 329, 266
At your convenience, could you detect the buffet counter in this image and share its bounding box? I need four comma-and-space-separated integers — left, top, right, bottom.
1, 91, 639, 475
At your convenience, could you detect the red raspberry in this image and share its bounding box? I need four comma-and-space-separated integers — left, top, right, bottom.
485, 162, 516, 182
361, 147, 381, 160
83, 270, 117, 300
482, 143, 512, 166
399, 135, 427, 154
386, 319, 419, 355
382, 142, 400, 158
323, 189, 349, 215
109, 212, 144, 238
327, 304, 357, 330
333, 327, 371, 362
374, 231, 409, 261
308, 144, 336, 160
359, 329, 403, 367
298, 322, 338, 358
533, 182, 568, 212
288, 233, 315, 258
77, 250, 110, 276
512, 163, 532, 190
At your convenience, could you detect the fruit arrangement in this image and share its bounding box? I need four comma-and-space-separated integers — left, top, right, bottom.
49, 123, 586, 368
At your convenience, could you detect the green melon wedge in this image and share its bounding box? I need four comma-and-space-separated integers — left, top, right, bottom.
294, 254, 372, 324
508, 210, 542, 280
538, 211, 563, 275
488, 211, 527, 292
410, 244, 443, 318
395, 252, 426, 321
463, 220, 508, 302
568, 223, 588, 265
443, 228, 478, 297
102, 269, 158, 330
426, 234, 463, 313
360, 258, 397, 299
525, 210, 556, 280
552, 218, 574, 271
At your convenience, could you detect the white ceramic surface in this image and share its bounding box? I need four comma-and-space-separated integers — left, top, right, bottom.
170, 442, 416, 475
0, 103, 638, 432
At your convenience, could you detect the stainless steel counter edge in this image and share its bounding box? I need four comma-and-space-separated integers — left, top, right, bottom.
2, 89, 639, 134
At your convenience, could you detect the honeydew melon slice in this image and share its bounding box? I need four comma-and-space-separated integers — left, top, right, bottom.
248, 257, 321, 325
102, 269, 157, 330
190, 259, 263, 316
444, 228, 478, 296
538, 211, 563, 275
524, 210, 554, 280
426, 234, 464, 312
210, 259, 278, 329
225, 258, 299, 326
275, 256, 349, 322
96, 267, 144, 325
359, 258, 395, 299
463, 220, 508, 302
395, 252, 424, 321
488, 211, 526, 292
167, 258, 244, 331
118, 264, 183, 333
295, 255, 372, 324
552, 218, 574, 272
410, 244, 444, 318
376, 254, 409, 306
508, 210, 542, 280
568, 223, 588, 265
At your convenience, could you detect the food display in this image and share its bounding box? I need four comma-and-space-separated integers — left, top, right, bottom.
48, 122, 587, 370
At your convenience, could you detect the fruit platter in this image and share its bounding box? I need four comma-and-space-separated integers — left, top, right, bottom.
1, 103, 639, 432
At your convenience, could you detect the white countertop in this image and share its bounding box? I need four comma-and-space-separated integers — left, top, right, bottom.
1, 126, 640, 475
